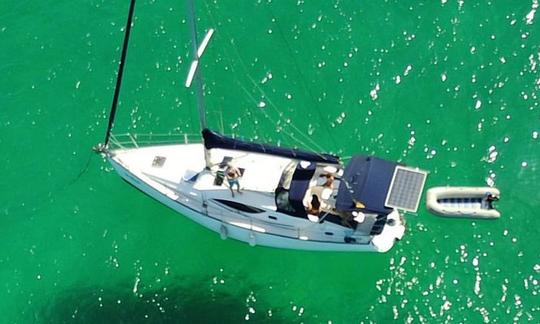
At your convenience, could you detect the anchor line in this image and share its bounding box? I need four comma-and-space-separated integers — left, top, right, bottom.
103, 0, 137, 147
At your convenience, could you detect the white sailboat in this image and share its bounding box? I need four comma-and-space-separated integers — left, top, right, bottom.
96, 0, 428, 252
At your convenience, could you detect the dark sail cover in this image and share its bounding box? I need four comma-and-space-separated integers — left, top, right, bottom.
202, 129, 340, 164
335, 155, 399, 214
287, 162, 316, 217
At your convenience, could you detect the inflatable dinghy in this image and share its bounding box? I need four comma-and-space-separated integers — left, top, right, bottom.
426, 187, 500, 219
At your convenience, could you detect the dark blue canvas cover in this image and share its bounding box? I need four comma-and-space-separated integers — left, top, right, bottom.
335, 155, 399, 215
202, 129, 340, 164
274, 162, 316, 217
287, 162, 316, 216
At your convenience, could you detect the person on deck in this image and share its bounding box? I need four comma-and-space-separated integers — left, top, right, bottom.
482, 193, 499, 209
322, 173, 334, 188
225, 164, 242, 197
306, 195, 321, 222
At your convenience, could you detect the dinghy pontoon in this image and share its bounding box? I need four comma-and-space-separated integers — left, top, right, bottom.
426, 187, 500, 219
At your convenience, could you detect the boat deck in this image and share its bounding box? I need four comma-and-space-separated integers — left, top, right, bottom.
111, 143, 292, 211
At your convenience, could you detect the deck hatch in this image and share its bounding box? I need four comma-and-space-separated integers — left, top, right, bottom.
384, 166, 427, 212
152, 156, 166, 167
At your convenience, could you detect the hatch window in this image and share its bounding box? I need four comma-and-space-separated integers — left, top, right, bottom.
213, 199, 265, 214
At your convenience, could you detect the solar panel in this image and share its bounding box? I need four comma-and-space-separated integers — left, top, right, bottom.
385, 166, 428, 212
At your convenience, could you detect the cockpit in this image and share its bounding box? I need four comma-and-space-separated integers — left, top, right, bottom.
275, 156, 413, 235
275, 160, 353, 226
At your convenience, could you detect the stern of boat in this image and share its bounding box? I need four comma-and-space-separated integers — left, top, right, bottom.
370, 209, 406, 253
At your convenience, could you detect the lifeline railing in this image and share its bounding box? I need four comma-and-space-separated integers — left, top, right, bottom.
108, 132, 202, 150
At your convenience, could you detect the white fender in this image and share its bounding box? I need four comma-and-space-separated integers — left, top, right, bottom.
219, 224, 228, 240
248, 232, 256, 247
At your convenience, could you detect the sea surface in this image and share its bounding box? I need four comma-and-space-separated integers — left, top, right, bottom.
1, 0, 539, 323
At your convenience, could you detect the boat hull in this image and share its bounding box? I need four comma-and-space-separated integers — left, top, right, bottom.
426, 187, 500, 219
108, 153, 404, 252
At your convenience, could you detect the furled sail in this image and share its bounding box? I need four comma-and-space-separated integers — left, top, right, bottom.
202, 129, 340, 164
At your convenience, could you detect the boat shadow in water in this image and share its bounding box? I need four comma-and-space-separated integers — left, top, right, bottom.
37, 276, 287, 323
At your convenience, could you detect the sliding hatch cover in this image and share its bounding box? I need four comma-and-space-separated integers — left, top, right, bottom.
384, 166, 428, 213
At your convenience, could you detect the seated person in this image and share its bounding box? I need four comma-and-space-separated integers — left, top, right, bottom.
306, 195, 321, 222
322, 173, 334, 188
309, 174, 335, 212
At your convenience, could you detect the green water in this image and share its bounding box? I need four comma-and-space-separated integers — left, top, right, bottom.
2, 0, 539, 322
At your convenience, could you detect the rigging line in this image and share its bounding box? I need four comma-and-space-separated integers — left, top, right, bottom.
224, 40, 325, 152
237, 83, 328, 156
238, 82, 326, 154
103, 0, 137, 147
266, 6, 339, 149
201, 1, 327, 154
237, 84, 302, 145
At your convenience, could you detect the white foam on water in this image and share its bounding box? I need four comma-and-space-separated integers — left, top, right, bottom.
529, 54, 537, 71
477, 307, 490, 323
260, 72, 273, 84
501, 283, 508, 302
404, 65, 413, 76
525, 0, 538, 24
335, 112, 346, 124
486, 171, 496, 187
472, 256, 479, 267
440, 300, 452, 315
474, 273, 482, 296
370, 83, 380, 100
514, 294, 522, 306
475, 99, 482, 109
133, 277, 140, 294
435, 274, 443, 287
459, 245, 468, 263
485, 145, 498, 163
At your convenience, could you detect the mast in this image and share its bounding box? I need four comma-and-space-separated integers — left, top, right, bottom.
102, 0, 137, 148
186, 0, 207, 130
185, 0, 214, 168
